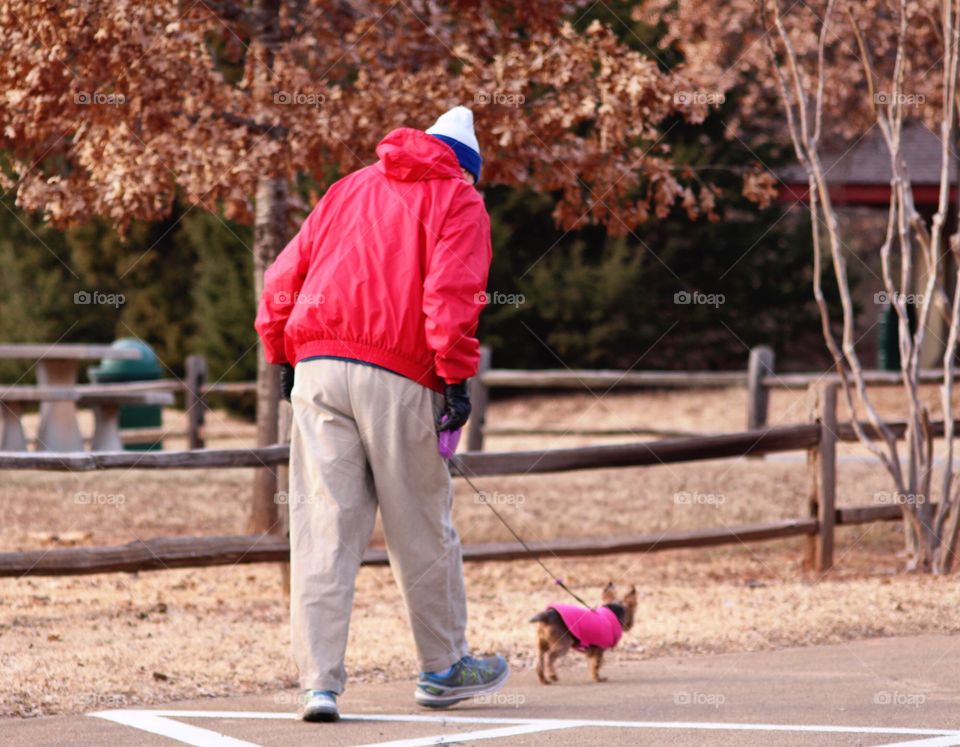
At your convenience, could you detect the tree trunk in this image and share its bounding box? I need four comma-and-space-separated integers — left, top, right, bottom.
249, 175, 288, 534
248, 0, 288, 534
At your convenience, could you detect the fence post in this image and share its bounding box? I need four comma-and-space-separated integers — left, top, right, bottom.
276, 399, 293, 597
806, 381, 837, 572
466, 346, 492, 452
746, 345, 775, 431
185, 355, 207, 450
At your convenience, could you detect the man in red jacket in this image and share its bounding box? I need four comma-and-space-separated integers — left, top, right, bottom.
255, 106, 508, 723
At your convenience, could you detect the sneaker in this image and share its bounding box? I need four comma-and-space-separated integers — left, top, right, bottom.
301, 689, 339, 722
415, 654, 510, 709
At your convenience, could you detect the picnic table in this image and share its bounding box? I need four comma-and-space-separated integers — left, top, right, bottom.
0, 344, 145, 451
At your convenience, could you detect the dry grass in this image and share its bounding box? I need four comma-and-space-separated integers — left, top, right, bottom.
3, 387, 960, 718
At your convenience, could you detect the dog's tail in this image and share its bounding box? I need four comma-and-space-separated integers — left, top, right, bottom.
529, 608, 561, 624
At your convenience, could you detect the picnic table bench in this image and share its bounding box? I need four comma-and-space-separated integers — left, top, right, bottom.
82, 390, 176, 451
0, 382, 175, 452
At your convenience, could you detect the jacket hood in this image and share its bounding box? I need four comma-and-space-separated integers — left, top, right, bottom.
376, 127, 463, 182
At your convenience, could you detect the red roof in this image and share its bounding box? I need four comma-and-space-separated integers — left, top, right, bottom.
778, 123, 957, 206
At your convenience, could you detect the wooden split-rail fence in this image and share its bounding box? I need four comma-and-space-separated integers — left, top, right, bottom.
0, 376, 934, 578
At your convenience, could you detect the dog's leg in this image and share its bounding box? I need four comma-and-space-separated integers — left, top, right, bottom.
545, 637, 572, 682
546, 649, 562, 682
587, 646, 607, 682
536, 628, 550, 685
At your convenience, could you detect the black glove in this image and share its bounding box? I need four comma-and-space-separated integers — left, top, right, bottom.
279, 363, 295, 402
437, 381, 471, 432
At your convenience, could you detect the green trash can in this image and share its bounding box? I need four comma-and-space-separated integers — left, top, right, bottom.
877, 302, 916, 371
88, 338, 164, 451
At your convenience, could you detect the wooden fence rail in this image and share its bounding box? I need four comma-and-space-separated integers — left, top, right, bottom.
460, 346, 955, 451
0, 424, 819, 473
0, 521, 818, 577
478, 369, 750, 388
0, 504, 913, 578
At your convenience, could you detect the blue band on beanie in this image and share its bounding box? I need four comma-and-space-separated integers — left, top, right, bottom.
430, 134, 482, 184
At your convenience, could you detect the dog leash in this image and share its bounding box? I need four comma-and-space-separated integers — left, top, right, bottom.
449, 459, 592, 609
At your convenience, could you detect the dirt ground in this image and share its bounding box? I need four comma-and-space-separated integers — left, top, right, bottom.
3, 386, 960, 718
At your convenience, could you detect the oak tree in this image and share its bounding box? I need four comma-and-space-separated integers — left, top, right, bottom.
1, 0, 716, 531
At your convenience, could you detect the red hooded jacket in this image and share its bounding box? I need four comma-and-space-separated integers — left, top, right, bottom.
254, 127, 492, 392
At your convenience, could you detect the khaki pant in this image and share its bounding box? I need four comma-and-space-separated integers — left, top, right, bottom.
288, 358, 469, 692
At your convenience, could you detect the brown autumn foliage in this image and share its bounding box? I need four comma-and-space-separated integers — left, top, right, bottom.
638, 0, 948, 143
0, 0, 721, 234
1, 0, 738, 532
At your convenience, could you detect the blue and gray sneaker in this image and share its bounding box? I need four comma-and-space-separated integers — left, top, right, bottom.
301, 689, 339, 722
415, 654, 510, 709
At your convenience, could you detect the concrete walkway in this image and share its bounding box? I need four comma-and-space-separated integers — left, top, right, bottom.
6, 634, 960, 746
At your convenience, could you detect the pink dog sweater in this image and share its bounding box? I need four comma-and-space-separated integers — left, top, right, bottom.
549, 604, 623, 651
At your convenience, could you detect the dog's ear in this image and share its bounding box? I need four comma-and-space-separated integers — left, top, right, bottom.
624, 585, 638, 605
601, 581, 616, 603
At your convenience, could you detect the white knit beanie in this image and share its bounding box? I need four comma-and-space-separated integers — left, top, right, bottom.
426, 106, 482, 183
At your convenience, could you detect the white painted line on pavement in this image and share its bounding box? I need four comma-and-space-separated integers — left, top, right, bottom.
353, 720, 581, 747
874, 737, 960, 747
570, 719, 960, 736
91, 710, 260, 746
88, 709, 960, 746
111, 710, 960, 735
119, 710, 297, 720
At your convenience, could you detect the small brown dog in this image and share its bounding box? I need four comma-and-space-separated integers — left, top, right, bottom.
530, 582, 637, 684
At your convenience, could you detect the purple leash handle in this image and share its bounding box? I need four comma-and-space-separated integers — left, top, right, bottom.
437, 415, 462, 459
